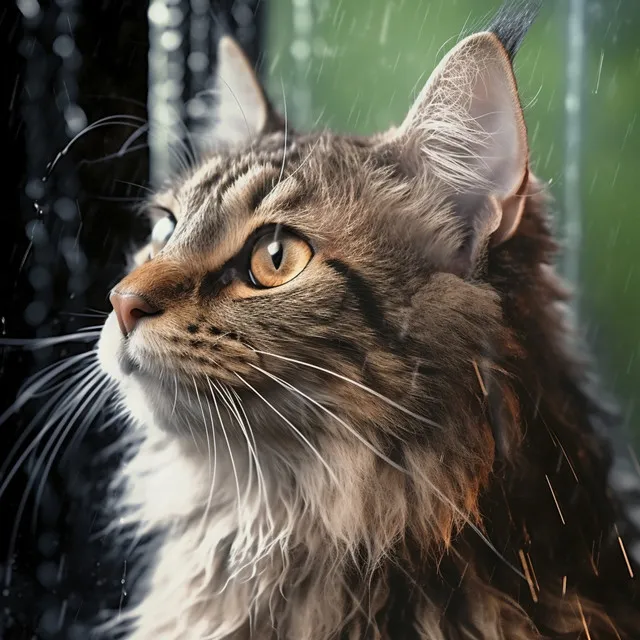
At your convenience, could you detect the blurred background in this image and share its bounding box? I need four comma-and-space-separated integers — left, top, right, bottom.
1, 0, 638, 637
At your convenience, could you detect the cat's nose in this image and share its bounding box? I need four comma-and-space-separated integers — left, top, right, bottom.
109, 291, 158, 337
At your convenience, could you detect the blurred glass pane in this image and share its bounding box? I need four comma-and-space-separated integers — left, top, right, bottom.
265, 0, 640, 447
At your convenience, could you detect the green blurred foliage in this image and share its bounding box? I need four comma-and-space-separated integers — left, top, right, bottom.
265, 0, 640, 446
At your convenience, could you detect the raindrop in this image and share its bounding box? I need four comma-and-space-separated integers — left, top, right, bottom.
25, 219, 48, 246
64, 104, 88, 136
160, 30, 183, 52
148, 2, 170, 27
29, 266, 52, 290
36, 561, 58, 589
186, 97, 207, 119
53, 197, 77, 222
24, 301, 47, 326
25, 178, 45, 200
39, 605, 61, 634
232, 3, 254, 27
290, 39, 311, 61
53, 34, 74, 58
17, 0, 40, 20
37, 531, 60, 557
187, 51, 208, 73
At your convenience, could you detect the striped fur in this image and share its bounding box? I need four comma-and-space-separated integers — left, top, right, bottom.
97, 4, 640, 639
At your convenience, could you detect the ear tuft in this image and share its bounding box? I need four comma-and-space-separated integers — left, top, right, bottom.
488, 0, 542, 61
387, 28, 533, 276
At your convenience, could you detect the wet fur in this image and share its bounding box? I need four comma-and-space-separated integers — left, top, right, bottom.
97, 9, 640, 640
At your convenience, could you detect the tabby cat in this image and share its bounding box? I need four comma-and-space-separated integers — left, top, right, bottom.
97, 2, 640, 638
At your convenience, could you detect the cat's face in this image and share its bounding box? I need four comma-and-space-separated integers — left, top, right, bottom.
99, 33, 531, 471
99, 134, 436, 440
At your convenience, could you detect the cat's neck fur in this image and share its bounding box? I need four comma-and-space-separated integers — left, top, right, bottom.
110, 188, 639, 640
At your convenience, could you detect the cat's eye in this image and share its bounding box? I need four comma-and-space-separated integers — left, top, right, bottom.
248, 230, 313, 288
151, 215, 176, 248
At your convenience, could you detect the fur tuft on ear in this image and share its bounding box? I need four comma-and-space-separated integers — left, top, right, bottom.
488, 0, 542, 61
386, 23, 534, 276
205, 36, 283, 149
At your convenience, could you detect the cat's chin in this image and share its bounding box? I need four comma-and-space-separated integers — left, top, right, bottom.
98, 312, 171, 430
98, 312, 137, 381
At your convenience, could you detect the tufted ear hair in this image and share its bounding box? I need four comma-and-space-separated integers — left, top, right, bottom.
206, 36, 284, 149
383, 1, 540, 276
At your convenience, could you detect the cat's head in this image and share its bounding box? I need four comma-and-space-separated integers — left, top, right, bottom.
99, 8, 542, 538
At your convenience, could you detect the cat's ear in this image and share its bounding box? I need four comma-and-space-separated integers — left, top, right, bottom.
210, 36, 283, 147
389, 31, 530, 275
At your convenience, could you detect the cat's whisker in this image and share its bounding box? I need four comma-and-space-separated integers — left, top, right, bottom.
214, 381, 257, 510
2, 364, 108, 588
228, 386, 274, 528
206, 376, 243, 526
49, 111, 195, 179
0, 358, 100, 490
45, 114, 148, 177
117, 122, 150, 158
1, 350, 98, 427
0, 330, 101, 351
211, 381, 276, 584
170, 372, 179, 418
78, 113, 194, 171
114, 179, 155, 195
26, 364, 106, 488
16, 348, 96, 398
57, 310, 109, 319
247, 362, 406, 474
168, 105, 199, 169
281, 136, 322, 184
183, 383, 202, 455
249, 363, 526, 582
76, 324, 106, 332
94, 409, 134, 460
78, 143, 150, 167
251, 349, 443, 431
32, 377, 112, 528
233, 371, 342, 490
276, 79, 288, 188
200, 391, 219, 542
192, 376, 214, 492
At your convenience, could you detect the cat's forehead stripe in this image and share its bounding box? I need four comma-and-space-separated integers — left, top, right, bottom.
218, 164, 280, 216
177, 142, 306, 222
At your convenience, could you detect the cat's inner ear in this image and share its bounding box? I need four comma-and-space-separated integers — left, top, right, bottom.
392, 32, 530, 274
211, 36, 281, 147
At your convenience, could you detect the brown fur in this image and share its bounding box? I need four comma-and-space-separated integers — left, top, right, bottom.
97, 14, 640, 640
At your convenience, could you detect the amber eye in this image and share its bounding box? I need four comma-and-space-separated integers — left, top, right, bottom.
248, 229, 313, 288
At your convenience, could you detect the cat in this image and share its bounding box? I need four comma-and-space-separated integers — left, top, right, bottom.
96, 2, 640, 638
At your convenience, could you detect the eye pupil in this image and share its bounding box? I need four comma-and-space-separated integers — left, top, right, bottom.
248, 228, 312, 288
267, 241, 283, 269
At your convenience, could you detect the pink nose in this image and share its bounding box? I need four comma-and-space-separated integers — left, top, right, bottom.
109, 291, 158, 336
